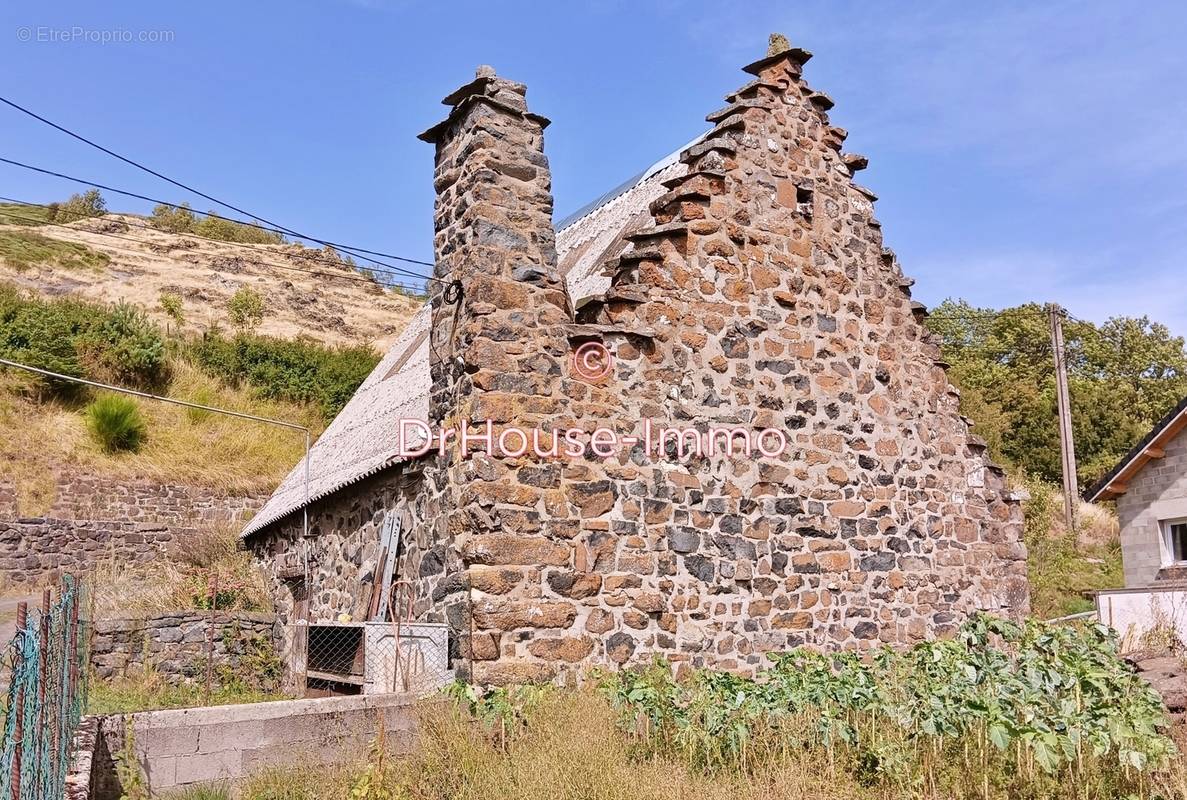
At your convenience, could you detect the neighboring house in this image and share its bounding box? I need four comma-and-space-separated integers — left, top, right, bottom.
1089, 396, 1187, 588
243, 35, 1030, 688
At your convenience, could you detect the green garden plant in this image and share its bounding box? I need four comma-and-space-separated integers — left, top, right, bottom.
593, 614, 1176, 797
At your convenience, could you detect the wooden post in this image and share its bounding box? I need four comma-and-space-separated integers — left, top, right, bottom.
1048, 303, 1079, 533
10, 601, 27, 800
204, 573, 218, 706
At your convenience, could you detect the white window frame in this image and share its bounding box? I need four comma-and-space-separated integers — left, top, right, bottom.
1161, 517, 1187, 566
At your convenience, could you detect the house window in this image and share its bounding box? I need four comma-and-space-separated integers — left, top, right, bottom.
1163, 519, 1187, 565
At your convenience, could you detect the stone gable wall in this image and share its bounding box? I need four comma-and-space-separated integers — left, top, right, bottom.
416, 44, 1028, 685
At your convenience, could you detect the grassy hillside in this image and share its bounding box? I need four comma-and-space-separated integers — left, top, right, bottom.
0, 283, 380, 510
0, 196, 424, 350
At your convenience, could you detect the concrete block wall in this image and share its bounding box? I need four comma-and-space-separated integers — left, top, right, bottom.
88, 693, 422, 797
1116, 430, 1187, 587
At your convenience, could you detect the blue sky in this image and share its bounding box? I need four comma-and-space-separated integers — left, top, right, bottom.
2, 1, 1185, 334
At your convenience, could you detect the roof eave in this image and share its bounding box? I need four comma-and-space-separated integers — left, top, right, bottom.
1087, 396, 1187, 503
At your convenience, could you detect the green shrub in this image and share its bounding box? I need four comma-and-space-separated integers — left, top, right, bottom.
149, 202, 198, 233
159, 291, 184, 326
193, 213, 284, 245
0, 285, 96, 392
227, 286, 266, 332
190, 332, 377, 417
79, 302, 167, 387
149, 201, 283, 245
0, 287, 168, 393
50, 188, 106, 223
86, 394, 146, 452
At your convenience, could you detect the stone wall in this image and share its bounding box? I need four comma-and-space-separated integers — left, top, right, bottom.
0, 518, 181, 585
0, 474, 265, 525
413, 39, 1027, 684
249, 463, 460, 669
90, 612, 278, 685
0, 473, 266, 586
1116, 429, 1187, 586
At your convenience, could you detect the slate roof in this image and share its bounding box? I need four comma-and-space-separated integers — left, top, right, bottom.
242, 142, 693, 537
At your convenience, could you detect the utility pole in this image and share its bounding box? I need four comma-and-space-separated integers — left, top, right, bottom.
1048, 303, 1079, 533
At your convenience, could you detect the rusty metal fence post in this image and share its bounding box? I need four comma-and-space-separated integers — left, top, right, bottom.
2, 577, 91, 800
9, 601, 27, 800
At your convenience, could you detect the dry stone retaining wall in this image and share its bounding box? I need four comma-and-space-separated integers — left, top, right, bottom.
0, 473, 266, 586
0, 474, 265, 525
90, 611, 278, 685
0, 518, 181, 586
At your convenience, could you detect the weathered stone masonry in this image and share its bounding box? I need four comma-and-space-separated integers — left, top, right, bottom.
416, 40, 1028, 684
0, 474, 265, 585
248, 37, 1030, 686
90, 611, 278, 686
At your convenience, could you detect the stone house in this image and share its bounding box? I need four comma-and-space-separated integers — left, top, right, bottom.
1089, 396, 1187, 587
243, 35, 1029, 686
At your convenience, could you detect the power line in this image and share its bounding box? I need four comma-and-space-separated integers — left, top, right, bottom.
0, 155, 441, 284
0, 95, 437, 274
0, 355, 312, 538
0, 198, 429, 293
0, 205, 429, 294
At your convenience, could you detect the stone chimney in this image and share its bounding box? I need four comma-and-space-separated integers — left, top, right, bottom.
419, 66, 570, 426
417, 68, 575, 680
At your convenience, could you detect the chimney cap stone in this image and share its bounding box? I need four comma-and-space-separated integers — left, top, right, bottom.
476, 65, 496, 78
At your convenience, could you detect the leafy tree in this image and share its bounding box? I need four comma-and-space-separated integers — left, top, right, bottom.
149, 202, 197, 234
927, 300, 1187, 486
227, 287, 266, 332
50, 189, 107, 223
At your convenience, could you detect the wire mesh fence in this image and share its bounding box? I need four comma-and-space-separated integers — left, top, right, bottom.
299, 582, 452, 698
0, 575, 90, 800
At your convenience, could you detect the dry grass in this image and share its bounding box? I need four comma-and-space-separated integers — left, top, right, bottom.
239, 693, 874, 800
87, 664, 286, 716
91, 525, 271, 619
1048, 490, 1121, 549
233, 691, 1187, 800
0, 359, 321, 501
0, 215, 422, 350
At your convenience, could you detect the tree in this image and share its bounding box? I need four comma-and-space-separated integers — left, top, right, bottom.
50, 189, 107, 223
159, 291, 184, 328
149, 202, 197, 234
227, 286, 266, 332
927, 299, 1187, 486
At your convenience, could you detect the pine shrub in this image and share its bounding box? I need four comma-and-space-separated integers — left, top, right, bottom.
86, 394, 146, 452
